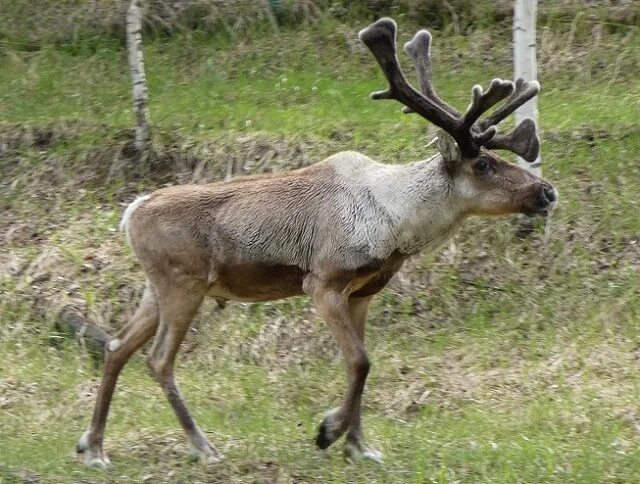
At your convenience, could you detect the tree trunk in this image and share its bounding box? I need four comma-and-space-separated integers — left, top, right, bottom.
127, 0, 151, 152
513, 0, 541, 176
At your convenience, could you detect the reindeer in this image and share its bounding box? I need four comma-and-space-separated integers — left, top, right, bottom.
77, 17, 558, 466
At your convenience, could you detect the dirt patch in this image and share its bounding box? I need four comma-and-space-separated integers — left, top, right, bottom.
0, 122, 337, 195
0, 121, 80, 156
112, 430, 292, 483
236, 313, 340, 371
369, 338, 640, 418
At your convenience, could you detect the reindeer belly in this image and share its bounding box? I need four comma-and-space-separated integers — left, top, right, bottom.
207, 263, 306, 302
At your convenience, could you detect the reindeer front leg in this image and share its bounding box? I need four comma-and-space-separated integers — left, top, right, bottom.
308, 279, 381, 462
343, 295, 382, 462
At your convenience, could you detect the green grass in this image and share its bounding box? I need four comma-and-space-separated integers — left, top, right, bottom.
2, 18, 640, 483
2, 28, 639, 150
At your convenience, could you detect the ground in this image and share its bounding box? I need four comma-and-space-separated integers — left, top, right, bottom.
1, 12, 640, 483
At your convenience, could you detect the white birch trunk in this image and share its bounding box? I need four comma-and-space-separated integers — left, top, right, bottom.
513, 0, 541, 175
127, 0, 151, 151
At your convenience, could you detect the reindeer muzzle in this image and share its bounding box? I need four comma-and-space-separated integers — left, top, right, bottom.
533, 183, 558, 217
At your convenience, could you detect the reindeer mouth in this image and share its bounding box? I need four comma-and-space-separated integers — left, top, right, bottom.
523, 197, 558, 218
536, 203, 557, 218
527, 184, 558, 217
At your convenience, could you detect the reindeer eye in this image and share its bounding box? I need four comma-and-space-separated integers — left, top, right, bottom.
474, 159, 492, 175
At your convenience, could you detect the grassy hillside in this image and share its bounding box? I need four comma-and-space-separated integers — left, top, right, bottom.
1, 13, 640, 483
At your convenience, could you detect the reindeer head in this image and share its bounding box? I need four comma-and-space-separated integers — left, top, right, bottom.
359, 18, 558, 218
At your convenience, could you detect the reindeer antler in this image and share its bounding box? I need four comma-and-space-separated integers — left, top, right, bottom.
401, 30, 459, 118
479, 78, 540, 161
485, 118, 539, 162
358, 19, 462, 143
402, 24, 540, 161
360, 18, 541, 162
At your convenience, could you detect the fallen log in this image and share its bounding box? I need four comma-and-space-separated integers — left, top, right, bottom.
47, 306, 111, 364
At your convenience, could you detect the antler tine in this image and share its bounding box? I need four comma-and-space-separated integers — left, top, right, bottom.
461, 79, 514, 129
485, 117, 540, 162
358, 18, 464, 149
402, 29, 514, 139
401, 30, 459, 117
478, 78, 540, 130
474, 79, 541, 162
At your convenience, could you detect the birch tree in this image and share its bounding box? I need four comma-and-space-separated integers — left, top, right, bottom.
127, 0, 151, 151
513, 0, 541, 176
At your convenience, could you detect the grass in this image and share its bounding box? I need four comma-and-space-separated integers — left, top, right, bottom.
2, 16, 640, 483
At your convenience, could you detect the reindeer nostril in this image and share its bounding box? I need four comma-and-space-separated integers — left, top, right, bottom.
543, 185, 556, 203
535, 184, 557, 211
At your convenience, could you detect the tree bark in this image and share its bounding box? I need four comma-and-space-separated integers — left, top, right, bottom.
127, 0, 151, 152
513, 0, 541, 175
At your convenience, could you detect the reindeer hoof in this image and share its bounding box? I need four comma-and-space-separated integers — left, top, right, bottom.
315, 408, 347, 450
205, 453, 224, 464
188, 437, 224, 465
86, 456, 111, 468
189, 450, 224, 465
344, 441, 383, 463
315, 420, 333, 450
76, 431, 111, 468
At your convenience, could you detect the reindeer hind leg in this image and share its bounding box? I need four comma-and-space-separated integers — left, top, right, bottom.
146, 278, 224, 464
77, 283, 160, 467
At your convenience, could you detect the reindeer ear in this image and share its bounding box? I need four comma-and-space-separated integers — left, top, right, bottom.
436, 130, 462, 165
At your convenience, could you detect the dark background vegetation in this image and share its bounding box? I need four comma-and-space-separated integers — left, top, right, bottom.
1, 0, 639, 48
